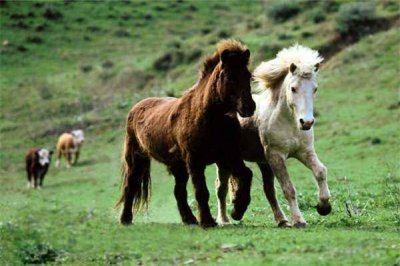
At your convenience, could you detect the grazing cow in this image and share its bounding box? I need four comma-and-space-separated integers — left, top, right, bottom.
56, 129, 85, 168
25, 148, 53, 189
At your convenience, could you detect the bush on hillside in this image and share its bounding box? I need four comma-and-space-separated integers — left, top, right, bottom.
43, 6, 63, 20
268, 2, 301, 22
310, 9, 326, 24
153, 50, 184, 71
336, 3, 377, 37
321, 0, 340, 13
20, 242, 65, 264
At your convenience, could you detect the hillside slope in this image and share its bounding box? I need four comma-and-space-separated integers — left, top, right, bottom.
0, 0, 398, 169
0, 1, 399, 265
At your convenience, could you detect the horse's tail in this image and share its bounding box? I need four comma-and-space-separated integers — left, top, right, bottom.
115, 125, 151, 224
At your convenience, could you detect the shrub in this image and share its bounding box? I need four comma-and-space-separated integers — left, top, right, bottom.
114, 29, 130, 37
26, 36, 44, 44
80, 65, 92, 73
268, 2, 301, 22
336, 2, 377, 37
185, 48, 202, 63
310, 9, 326, 23
43, 6, 63, 20
102, 60, 114, 69
153, 50, 184, 71
322, 0, 340, 13
20, 242, 65, 264
218, 29, 231, 38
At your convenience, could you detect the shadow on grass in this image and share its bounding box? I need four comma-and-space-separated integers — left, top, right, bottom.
74, 158, 98, 167
44, 177, 95, 189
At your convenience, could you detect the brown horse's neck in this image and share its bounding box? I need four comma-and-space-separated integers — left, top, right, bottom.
193, 65, 232, 118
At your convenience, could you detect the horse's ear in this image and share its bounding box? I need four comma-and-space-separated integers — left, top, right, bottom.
220, 49, 232, 65
243, 49, 250, 61
314, 63, 320, 72
289, 63, 297, 73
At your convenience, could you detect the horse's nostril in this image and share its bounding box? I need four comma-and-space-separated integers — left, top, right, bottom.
310, 119, 315, 125
299, 119, 304, 125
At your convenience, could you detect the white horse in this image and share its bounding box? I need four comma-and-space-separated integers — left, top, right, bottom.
216, 44, 331, 227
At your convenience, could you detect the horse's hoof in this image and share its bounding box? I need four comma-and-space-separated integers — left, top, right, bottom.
277, 220, 291, 228
230, 209, 244, 221
217, 217, 231, 225
120, 212, 133, 226
293, 222, 307, 228
200, 219, 217, 228
183, 218, 198, 226
316, 202, 332, 216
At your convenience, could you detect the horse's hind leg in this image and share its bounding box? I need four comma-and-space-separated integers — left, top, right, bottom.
169, 163, 197, 225
257, 163, 290, 227
119, 133, 151, 225
215, 166, 231, 225
229, 162, 252, 221
119, 153, 150, 225
267, 151, 306, 228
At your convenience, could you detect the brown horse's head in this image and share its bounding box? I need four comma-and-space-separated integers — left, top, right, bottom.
214, 40, 255, 117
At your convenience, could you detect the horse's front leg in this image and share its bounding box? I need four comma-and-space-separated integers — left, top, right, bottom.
188, 164, 217, 228
169, 163, 198, 225
215, 166, 231, 225
297, 151, 331, 216
267, 151, 306, 227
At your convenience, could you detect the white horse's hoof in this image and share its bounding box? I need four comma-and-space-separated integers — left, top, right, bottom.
293, 221, 307, 228
217, 217, 231, 225
278, 220, 291, 228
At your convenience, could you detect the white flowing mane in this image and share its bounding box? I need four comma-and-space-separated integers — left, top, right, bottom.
253, 44, 324, 89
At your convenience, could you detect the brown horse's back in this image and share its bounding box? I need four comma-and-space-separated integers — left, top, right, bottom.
127, 97, 180, 164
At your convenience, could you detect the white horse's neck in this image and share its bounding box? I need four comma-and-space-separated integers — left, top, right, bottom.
257, 81, 297, 129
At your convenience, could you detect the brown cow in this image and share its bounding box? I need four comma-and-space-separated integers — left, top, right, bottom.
55, 129, 85, 168
25, 148, 53, 189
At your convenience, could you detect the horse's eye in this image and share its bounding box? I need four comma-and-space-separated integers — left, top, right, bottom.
314, 87, 318, 93
291, 87, 297, 93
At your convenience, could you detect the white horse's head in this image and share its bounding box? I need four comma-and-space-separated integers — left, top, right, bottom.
285, 61, 320, 130
71, 129, 85, 145
254, 44, 323, 131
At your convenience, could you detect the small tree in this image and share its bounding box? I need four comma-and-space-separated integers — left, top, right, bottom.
268, 2, 301, 23
336, 2, 377, 38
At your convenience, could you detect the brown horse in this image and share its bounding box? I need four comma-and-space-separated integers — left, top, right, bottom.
116, 40, 256, 228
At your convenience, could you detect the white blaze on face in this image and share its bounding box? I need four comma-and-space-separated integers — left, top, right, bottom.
38, 149, 50, 166
72, 129, 85, 145
286, 71, 317, 130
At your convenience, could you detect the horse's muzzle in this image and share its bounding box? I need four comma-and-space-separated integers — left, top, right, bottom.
238, 101, 256, 117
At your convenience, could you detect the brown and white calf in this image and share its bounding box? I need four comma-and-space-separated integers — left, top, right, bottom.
56, 129, 85, 168
25, 148, 53, 189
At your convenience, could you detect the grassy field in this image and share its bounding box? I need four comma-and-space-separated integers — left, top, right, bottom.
1, 1, 399, 265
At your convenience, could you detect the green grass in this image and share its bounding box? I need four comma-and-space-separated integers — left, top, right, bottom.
1, 1, 399, 265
